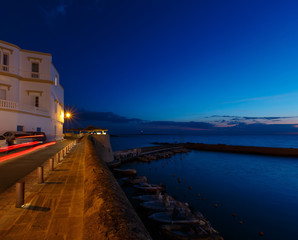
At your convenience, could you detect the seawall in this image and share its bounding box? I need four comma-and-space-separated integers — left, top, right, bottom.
91, 134, 114, 162
186, 143, 298, 158
84, 136, 152, 240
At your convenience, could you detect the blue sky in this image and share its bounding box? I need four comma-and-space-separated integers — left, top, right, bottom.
3, 0, 298, 134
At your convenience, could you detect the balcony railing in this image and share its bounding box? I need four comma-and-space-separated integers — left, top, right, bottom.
0, 66, 51, 80
0, 99, 49, 117
0, 64, 9, 72
31, 72, 39, 78
0, 99, 17, 109
21, 71, 50, 80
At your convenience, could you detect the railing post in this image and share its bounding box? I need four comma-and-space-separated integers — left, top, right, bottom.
37, 166, 44, 183
49, 158, 54, 171
16, 182, 25, 208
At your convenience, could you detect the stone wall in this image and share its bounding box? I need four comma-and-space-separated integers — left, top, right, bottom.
83, 136, 152, 240
91, 134, 114, 163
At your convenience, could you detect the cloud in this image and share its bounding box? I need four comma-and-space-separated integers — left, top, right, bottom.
144, 121, 215, 130
37, 0, 106, 25
242, 116, 297, 120
77, 109, 142, 124
71, 109, 298, 134
226, 121, 239, 126
38, 0, 72, 21
56, 4, 68, 15
220, 92, 298, 105
211, 115, 297, 122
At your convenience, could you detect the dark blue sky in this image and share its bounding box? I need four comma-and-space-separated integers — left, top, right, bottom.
3, 0, 298, 133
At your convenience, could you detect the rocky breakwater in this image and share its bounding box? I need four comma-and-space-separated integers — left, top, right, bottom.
83, 136, 152, 240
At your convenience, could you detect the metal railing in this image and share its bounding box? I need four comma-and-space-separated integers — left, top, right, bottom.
0, 99, 49, 116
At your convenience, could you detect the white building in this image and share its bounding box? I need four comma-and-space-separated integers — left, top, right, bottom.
0, 40, 64, 141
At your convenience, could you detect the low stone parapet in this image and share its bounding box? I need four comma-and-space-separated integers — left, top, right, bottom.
83, 137, 152, 240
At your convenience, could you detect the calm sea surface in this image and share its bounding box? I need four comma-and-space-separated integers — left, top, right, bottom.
111, 134, 298, 151
110, 134, 298, 240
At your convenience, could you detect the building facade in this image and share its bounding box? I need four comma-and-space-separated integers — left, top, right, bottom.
0, 40, 64, 141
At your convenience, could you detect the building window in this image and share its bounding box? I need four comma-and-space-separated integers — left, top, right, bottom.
17, 125, 24, 131
0, 89, 6, 100
35, 96, 39, 107
55, 76, 58, 86
2, 53, 9, 71
31, 62, 39, 78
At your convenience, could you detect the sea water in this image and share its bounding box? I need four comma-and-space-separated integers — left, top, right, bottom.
111, 134, 298, 151
110, 134, 298, 240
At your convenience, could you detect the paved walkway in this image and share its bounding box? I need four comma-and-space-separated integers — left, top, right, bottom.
0, 139, 85, 240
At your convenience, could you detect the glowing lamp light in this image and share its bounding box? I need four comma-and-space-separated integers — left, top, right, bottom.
65, 112, 71, 118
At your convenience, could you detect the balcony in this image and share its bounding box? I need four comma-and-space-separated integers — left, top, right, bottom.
0, 99, 49, 117
31, 73, 39, 78
0, 66, 51, 80
0, 64, 9, 72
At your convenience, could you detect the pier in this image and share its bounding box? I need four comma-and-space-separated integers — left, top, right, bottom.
113, 144, 186, 162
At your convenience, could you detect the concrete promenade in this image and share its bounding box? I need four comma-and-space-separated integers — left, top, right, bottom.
0, 136, 152, 240
0, 139, 84, 240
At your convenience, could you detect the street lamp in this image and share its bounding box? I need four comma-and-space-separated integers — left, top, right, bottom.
65, 112, 72, 131
65, 112, 71, 119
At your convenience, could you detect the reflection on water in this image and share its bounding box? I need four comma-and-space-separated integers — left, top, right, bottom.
119, 150, 298, 240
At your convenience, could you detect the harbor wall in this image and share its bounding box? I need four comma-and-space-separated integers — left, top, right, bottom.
91, 134, 114, 162
83, 136, 152, 240
186, 143, 298, 158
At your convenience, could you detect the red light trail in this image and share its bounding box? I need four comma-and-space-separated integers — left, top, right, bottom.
0, 141, 40, 153
16, 134, 45, 139
0, 142, 56, 163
